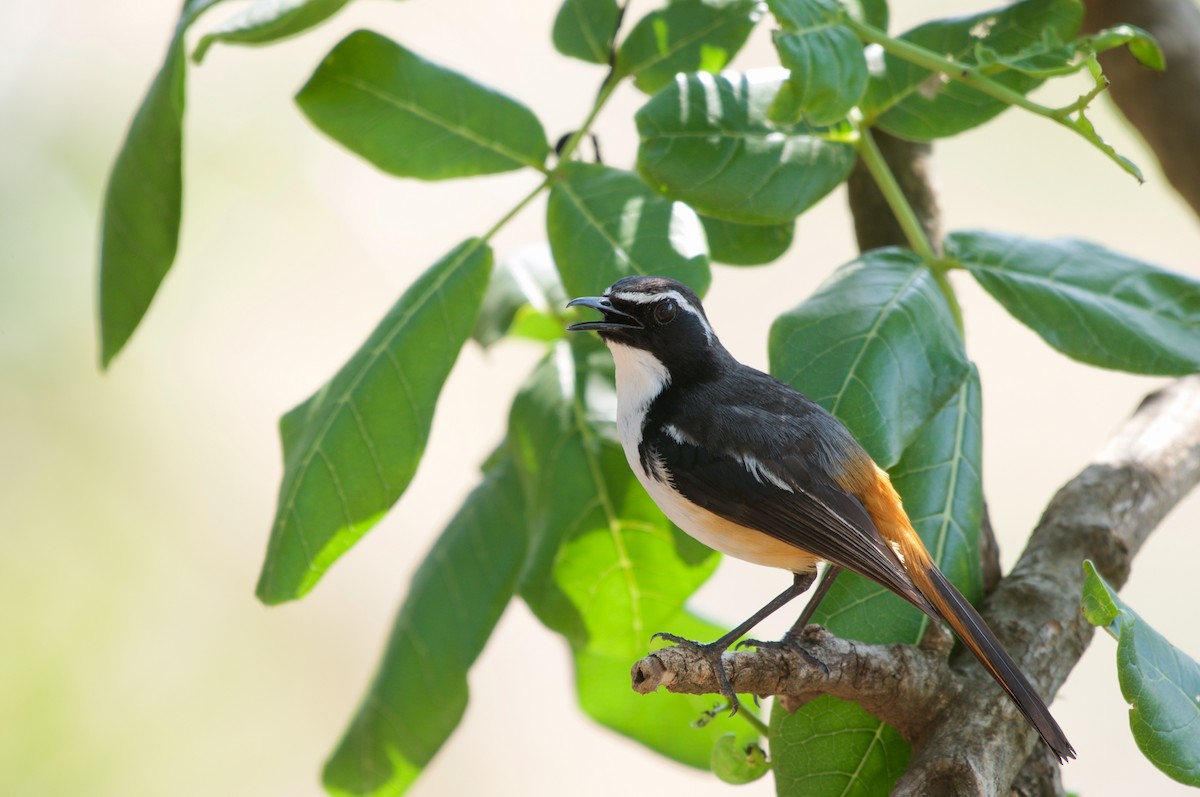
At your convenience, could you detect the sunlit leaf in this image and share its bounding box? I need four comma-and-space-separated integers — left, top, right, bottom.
257, 239, 492, 604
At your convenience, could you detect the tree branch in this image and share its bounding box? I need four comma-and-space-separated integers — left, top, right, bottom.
631, 375, 1200, 795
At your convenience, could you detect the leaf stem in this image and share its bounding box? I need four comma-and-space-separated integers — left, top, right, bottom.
851, 119, 935, 262
845, 17, 1142, 181
739, 704, 769, 737
852, 119, 964, 333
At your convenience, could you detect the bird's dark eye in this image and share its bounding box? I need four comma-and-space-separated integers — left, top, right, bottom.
653, 298, 678, 325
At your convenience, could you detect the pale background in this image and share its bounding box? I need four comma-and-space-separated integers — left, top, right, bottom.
2, 1, 1198, 795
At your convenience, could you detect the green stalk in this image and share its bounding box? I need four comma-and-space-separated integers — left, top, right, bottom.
845, 17, 1142, 181
852, 119, 964, 333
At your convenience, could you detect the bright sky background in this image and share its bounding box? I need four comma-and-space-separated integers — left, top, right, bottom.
2, 1, 1198, 795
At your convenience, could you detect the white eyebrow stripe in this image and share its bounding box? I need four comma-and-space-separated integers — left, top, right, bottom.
609, 288, 714, 342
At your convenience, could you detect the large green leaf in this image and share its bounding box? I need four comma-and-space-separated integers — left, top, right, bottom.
616, 0, 763, 95
97, 0, 227, 367
636, 69, 857, 225
547, 162, 710, 300
772, 695, 910, 796
323, 456, 526, 797
946, 231, 1200, 375
575, 609, 738, 769
771, 368, 984, 793
1082, 561, 1200, 787
257, 239, 493, 604
699, 215, 794, 267
862, 0, 1083, 140
766, 0, 868, 126
768, 248, 969, 467
552, 0, 622, 64
507, 341, 729, 765
193, 0, 357, 63
296, 30, 549, 179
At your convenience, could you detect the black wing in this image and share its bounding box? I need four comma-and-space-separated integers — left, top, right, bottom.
644, 370, 933, 614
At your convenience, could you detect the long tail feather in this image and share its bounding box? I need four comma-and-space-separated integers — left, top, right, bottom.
918, 564, 1076, 762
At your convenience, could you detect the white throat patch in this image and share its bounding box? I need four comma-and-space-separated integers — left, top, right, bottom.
607, 342, 670, 451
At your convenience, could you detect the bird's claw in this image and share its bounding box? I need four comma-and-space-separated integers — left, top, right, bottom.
651, 631, 742, 714
735, 634, 829, 676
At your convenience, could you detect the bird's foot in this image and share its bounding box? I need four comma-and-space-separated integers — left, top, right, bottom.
651, 632, 742, 714
736, 631, 829, 676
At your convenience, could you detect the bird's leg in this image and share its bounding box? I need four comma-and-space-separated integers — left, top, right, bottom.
652, 571, 816, 714
738, 566, 843, 672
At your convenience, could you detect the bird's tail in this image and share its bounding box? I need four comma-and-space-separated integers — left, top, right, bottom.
858, 465, 1075, 762
916, 563, 1076, 763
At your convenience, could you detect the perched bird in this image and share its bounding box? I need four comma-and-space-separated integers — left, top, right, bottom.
566, 275, 1074, 763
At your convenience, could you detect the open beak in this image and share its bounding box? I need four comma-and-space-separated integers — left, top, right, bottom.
566, 296, 643, 332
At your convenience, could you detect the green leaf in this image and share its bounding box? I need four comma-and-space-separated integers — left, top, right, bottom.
771, 695, 911, 796
1081, 561, 1200, 787
771, 370, 983, 790
508, 341, 727, 767
257, 239, 493, 604
296, 30, 550, 179
616, 0, 763, 95
193, 0, 356, 62
97, 0, 230, 366
946, 230, 1200, 376
553, 0, 621, 64
770, 26, 868, 126
765, 0, 868, 126
547, 162, 710, 300
863, 0, 1083, 140
711, 733, 770, 784
841, 0, 887, 30
576, 609, 742, 769
323, 456, 526, 797
768, 248, 969, 467
637, 69, 857, 225
98, 32, 187, 367
509, 341, 719, 654
471, 244, 565, 348
699, 215, 794, 266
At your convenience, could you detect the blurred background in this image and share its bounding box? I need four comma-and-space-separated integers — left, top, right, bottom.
2, 1, 1198, 795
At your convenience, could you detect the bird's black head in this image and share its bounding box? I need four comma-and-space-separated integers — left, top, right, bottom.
567, 276, 727, 384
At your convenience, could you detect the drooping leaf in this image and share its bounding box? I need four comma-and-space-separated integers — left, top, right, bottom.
862, 0, 1083, 139
616, 0, 763, 95
471, 243, 566, 348
637, 69, 857, 225
576, 609, 741, 769
768, 248, 969, 467
772, 695, 911, 796
509, 341, 719, 655
323, 456, 526, 797
553, 0, 622, 64
97, 0, 228, 367
547, 162, 710, 299
765, 0, 868, 126
710, 732, 770, 784
193, 0, 356, 62
699, 215, 794, 267
771, 369, 983, 792
257, 239, 493, 604
1082, 561, 1200, 787
946, 231, 1200, 375
508, 341, 729, 766
296, 30, 549, 179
